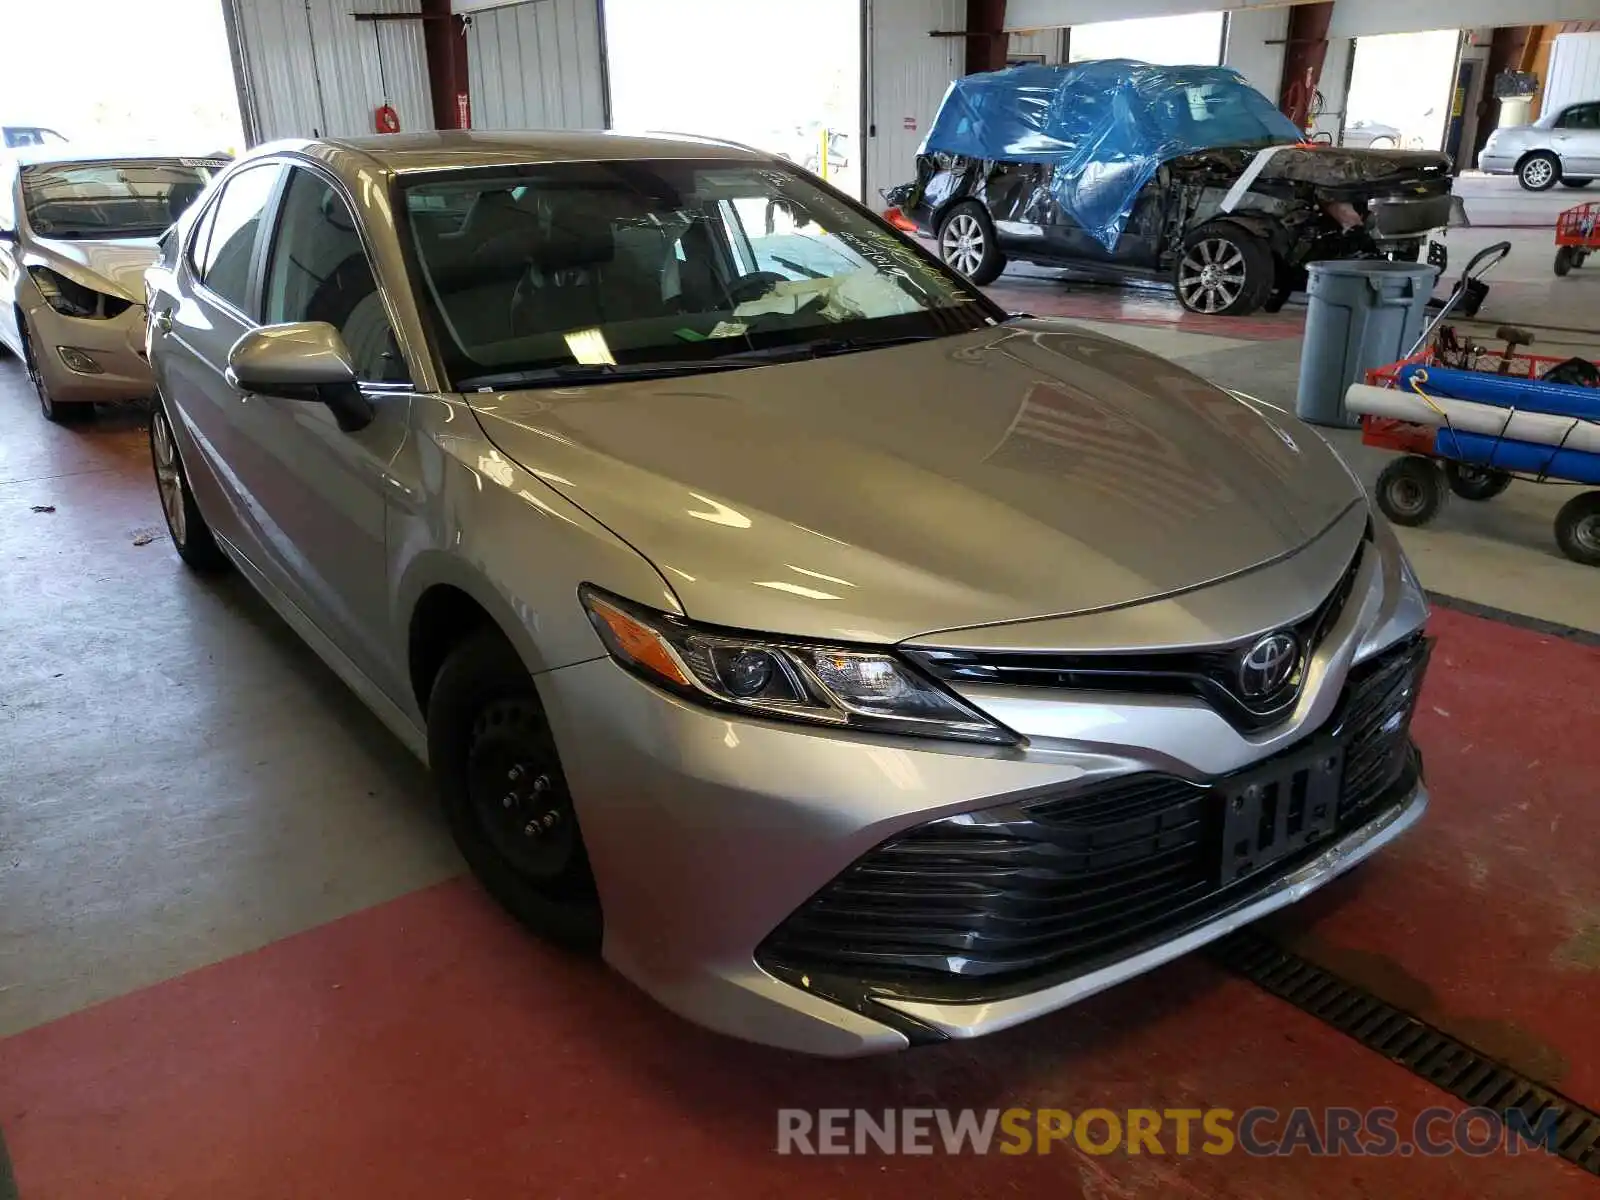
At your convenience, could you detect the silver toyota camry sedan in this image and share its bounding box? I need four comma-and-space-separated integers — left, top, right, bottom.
143, 131, 1432, 1056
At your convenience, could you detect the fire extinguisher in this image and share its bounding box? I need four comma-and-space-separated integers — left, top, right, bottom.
374, 104, 401, 135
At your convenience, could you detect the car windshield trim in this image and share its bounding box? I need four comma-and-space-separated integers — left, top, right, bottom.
393, 157, 1003, 392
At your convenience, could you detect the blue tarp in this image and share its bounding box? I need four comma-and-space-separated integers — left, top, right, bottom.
922, 60, 1306, 251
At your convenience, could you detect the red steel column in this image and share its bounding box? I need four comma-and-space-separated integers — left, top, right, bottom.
1277, 1, 1334, 132
422, 0, 471, 129
966, 0, 1009, 75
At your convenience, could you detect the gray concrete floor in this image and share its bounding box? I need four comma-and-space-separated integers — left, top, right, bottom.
0, 363, 460, 1036
1, 250, 1597, 1040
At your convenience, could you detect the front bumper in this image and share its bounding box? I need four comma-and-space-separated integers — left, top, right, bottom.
536, 516, 1431, 1056
23, 297, 154, 403
1367, 194, 1456, 241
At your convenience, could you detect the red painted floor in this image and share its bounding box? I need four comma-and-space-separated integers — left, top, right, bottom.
2, 609, 1596, 1199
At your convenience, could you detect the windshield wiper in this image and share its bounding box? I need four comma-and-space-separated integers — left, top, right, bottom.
457, 334, 945, 391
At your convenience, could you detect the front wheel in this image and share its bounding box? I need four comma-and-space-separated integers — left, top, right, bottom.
427, 628, 602, 949
1376, 456, 1447, 527
937, 202, 1007, 286
1174, 223, 1274, 316
21, 319, 86, 424
1444, 462, 1512, 501
1519, 152, 1561, 191
1555, 492, 1600, 567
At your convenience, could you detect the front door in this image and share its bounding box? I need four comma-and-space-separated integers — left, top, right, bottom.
226, 164, 415, 702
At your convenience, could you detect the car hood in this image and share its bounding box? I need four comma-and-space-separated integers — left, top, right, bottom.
24, 236, 157, 302
468, 322, 1363, 645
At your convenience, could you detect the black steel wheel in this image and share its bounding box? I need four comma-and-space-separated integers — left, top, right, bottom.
1174, 222, 1274, 316
427, 628, 601, 949
1519, 152, 1561, 192
936, 201, 1007, 286
1555, 492, 1600, 567
1376, 456, 1447, 527
1444, 462, 1513, 501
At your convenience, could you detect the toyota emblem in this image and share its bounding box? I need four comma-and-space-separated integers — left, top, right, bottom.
1238, 632, 1300, 700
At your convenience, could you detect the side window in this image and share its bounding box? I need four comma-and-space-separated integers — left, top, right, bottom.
263, 168, 407, 384
1559, 105, 1599, 130
198, 164, 281, 314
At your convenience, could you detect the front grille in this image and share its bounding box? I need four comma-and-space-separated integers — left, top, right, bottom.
908, 539, 1366, 734
757, 635, 1429, 994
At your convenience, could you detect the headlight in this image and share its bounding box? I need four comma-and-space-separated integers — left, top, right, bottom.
28, 267, 130, 319
580, 586, 1018, 745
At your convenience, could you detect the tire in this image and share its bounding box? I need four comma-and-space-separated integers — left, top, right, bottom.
1554, 492, 1600, 567
1556, 246, 1577, 277
1518, 152, 1561, 192
1376, 456, 1447, 527
20, 318, 87, 423
1561, 178, 1593, 189
1444, 462, 1512, 501
1173, 222, 1274, 316
936, 201, 1007, 286
427, 628, 602, 949
149, 400, 229, 572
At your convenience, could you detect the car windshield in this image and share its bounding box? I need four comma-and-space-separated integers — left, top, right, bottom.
4, 126, 67, 148
21, 158, 224, 240
400, 158, 995, 388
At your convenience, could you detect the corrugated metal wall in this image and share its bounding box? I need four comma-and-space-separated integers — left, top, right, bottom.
229, 0, 432, 143
465, 0, 607, 130
864, 0, 964, 204
1006, 28, 1065, 63
1545, 32, 1600, 117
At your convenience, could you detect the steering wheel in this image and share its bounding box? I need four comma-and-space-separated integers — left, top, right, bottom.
727, 270, 787, 304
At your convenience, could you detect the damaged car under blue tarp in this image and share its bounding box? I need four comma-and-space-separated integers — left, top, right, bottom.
888, 60, 1460, 316
922, 60, 1307, 251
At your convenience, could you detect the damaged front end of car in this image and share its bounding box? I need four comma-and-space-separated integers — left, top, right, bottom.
1160, 145, 1460, 297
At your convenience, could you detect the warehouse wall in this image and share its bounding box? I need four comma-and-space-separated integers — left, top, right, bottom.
227, 0, 431, 144
1536, 30, 1600, 113
1327, 0, 1598, 38
1222, 6, 1288, 100
465, 0, 607, 129
864, 0, 965, 203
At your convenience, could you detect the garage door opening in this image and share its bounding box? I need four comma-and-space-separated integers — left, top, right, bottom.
1068, 12, 1227, 68
604, 0, 863, 198
3, 0, 243, 153
1342, 30, 1462, 152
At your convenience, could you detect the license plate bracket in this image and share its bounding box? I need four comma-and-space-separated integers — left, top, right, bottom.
1218, 741, 1345, 886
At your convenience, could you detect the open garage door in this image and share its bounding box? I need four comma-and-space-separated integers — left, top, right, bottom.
464, 0, 607, 130
605, 0, 862, 197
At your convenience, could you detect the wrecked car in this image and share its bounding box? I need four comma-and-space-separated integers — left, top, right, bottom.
886, 61, 1458, 316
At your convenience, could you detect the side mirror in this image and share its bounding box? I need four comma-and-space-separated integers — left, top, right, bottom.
226, 322, 374, 432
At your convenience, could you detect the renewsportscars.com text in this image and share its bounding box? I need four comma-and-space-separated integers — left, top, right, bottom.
776, 1106, 1563, 1158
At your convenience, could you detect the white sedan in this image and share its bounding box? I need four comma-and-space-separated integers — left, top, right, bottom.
1478, 100, 1600, 191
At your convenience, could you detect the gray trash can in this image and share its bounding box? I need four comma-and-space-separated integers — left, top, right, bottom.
1295, 260, 1440, 428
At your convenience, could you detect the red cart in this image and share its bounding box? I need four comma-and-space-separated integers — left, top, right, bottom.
1554, 201, 1600, 277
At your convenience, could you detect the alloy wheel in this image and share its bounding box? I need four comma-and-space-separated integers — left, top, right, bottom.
1523, 158, 1555, 189
1575, 512, 1600, 557
941, 213, 986, 277
151, 408, 188, 547
1177, 237, 1248, 314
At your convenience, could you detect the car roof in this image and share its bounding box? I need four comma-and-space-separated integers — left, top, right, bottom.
280, 129, 770, 177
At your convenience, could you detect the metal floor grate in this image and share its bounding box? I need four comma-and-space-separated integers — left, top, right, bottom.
1214, 931, 1600, 1177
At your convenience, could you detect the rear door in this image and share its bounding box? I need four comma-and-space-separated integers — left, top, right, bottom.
1553, 104, 1600, 174
149, 160, 284, 565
